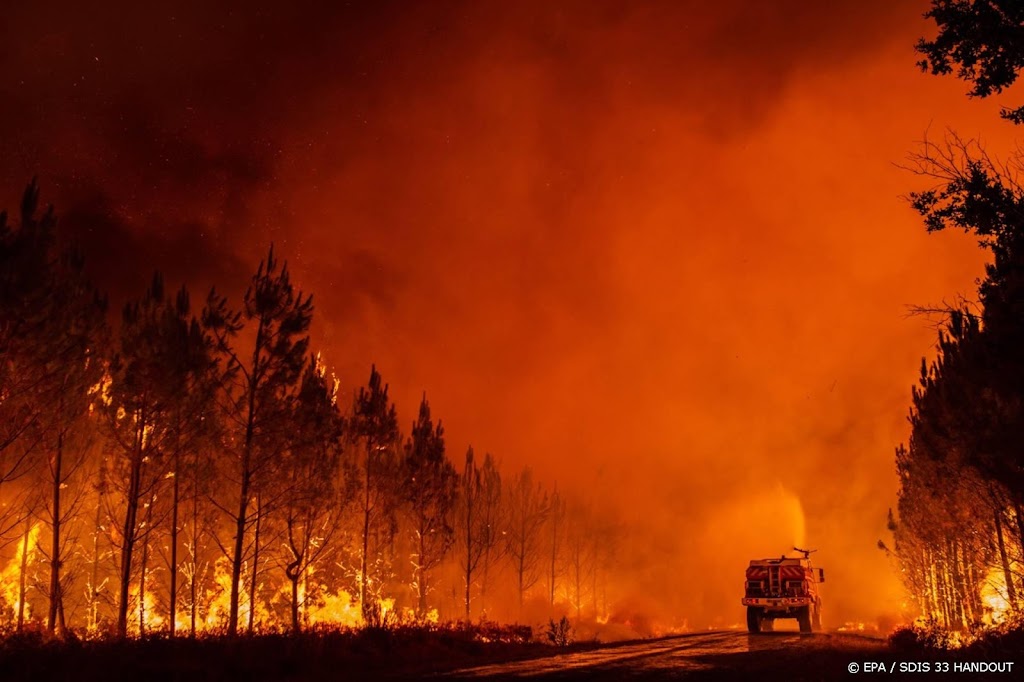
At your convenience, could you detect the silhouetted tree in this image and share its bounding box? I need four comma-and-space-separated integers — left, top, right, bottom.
279, 354, 346, 631
351, 365, 400, 621
476, 452, 504, 618
505, 468, 549, 611
456, 447, 485, 619
3, 182, 109, 636
890, 5, 1024, 625
917, 0, 1024, 124
102, 272, 218, 636
203, 245, 313, 636
401, 395, 457, 617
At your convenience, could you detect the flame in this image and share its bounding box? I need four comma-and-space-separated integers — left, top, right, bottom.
400, 606, 439, 624
127, 582, 165, 635
0, 522, 40, 622
980, 568, 1010, 625
304, 586, 363, 627
285, 566, 363, 628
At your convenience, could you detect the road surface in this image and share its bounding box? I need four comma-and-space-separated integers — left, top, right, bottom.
440, 631, 888, 680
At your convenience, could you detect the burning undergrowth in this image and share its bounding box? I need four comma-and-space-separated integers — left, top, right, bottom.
889, 613, 1024, 657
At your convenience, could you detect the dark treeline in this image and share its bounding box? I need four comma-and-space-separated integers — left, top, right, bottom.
886, 0, 1024, 630
0, 182, 621, 638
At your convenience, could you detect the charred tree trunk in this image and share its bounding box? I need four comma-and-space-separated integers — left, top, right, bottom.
229, 328, 261, 637
47, 428, 65, 635
228, 446, 252, 636
248, 493, 262, 632
116, 413, 145, 638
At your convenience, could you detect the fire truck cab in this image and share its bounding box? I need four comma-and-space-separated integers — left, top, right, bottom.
741, 548, 823, 634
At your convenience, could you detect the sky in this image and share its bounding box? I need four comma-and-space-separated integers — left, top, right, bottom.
1, 0, 1016, 627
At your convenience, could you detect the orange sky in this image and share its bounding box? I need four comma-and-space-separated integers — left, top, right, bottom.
2, 0, 1016, 627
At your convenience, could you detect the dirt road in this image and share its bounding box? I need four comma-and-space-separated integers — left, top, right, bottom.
441, 631, 889, 680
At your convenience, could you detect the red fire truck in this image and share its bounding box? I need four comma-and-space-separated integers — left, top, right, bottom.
742, 547, 823, 633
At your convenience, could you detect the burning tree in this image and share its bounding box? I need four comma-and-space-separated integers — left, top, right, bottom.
563, 501, 594, 620
505, 468, 549, 612
204, 245, 313, 636
889, 0, 1024, 628
475, 452, 505, 618
0, 187, 628, 636
0, 182, 108, 636
401, 395, 457, 618
102, 273, 217, 637
547, 485, 564, 608
0, 184, 52, 548
278, 354, 347, 631
351, 365, 400, 622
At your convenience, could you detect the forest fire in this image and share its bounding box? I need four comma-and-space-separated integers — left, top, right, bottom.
0, 522, 40, 623
1, 0, 1024, 680
980, 569, 1011, 626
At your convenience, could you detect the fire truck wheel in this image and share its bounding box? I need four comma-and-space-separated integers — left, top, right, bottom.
812, 602, 822, 631
797, 606, 812, 633
746, 607, 762, 633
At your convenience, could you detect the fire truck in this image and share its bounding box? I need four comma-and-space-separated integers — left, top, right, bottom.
742, 547, 823, 633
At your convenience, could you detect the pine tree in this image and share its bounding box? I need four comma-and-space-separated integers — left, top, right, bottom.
280, 354, 346, 631
351, 365, 400, 623
203, 245, 313, 636
401, 395, 457, 618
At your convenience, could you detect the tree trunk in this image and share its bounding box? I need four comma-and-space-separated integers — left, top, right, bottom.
228, 468, 249, 636
418, 530, 427, 617
464, 557, 471, 620
995, 508, 1018, 609
464, 493, 472, 620
231, 321, 264, 637
169, 446, 181, 636
302, 566, 310, 630
517, 552, 525, 612
17, 515, 31, 631
47, 429, 64, 635
290, 571, 300, 632
190, 479, 199, 637
89, 485, 103, 632
949, 538, 965, 628
248, 493, 262, 632
116, 416, 145, 638
139, 514, 150, 636
360, 440, 372, 619
549, 526, 557, 607
1014, 501, 1024, 609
